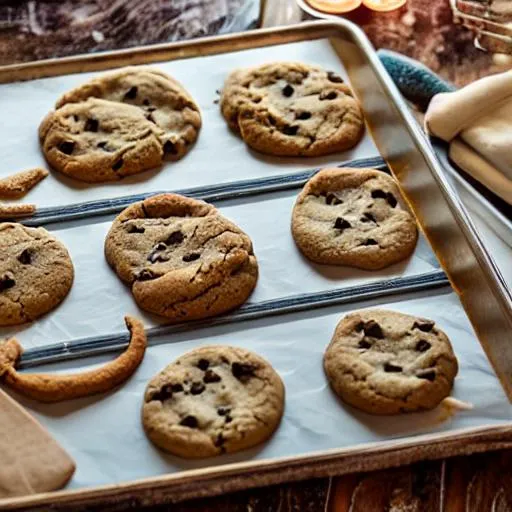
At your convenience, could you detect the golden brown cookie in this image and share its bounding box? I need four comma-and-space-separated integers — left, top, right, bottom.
0, 223, 74, 326
221, 62, 364, 157
291, 168, 418, 270
324, 310, 459, 414
105, 194, 258, 322
39, 98, 165, 183
142, 345, 285, 458
55, 67, 201, 162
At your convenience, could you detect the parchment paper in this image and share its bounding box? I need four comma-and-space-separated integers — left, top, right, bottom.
0, 191, 439, 348
0, 39, 378, 209
12, 290, 512, 490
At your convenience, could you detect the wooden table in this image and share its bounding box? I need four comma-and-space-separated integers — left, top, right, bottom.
1, 1, 511, 510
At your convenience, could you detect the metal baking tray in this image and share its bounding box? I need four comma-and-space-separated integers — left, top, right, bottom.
2, 20, 512, 511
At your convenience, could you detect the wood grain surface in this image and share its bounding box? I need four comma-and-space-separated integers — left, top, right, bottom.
1, 1, 511, 510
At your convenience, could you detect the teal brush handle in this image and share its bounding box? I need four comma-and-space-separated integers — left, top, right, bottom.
377, 49, 456, 111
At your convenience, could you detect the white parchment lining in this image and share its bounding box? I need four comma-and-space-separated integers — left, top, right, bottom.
0, 39, 509, 493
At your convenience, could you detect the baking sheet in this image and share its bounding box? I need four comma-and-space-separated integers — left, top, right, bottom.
0, 190, 439, 349
9, 290, 511, 491
0, 39, 378, 209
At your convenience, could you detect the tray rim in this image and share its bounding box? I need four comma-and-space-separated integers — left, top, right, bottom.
2, 19, 512, 510
3, 424, 512, 511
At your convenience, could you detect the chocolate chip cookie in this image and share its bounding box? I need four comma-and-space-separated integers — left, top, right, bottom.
291, 168, 418, 270
142, 345, 285, 458
0, 223, 74, 326
105, 193, 258, 322
324, 310, 459, 415
39, 98, 165, 183
220, 62, 364, 157
55, 67, 201, 162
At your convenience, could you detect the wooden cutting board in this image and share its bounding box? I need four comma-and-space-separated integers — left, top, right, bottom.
0, 389, 75, 499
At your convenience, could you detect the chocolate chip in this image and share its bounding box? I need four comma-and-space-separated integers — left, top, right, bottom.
225, 416, 233, 423
282, 84, 294, 97
97, 141, 108, 149
362, 239, 378, 246
320, 91, 337, 100
384, 362, 402, 373
415, 340, 431, 352
136, 269, 155, 281
58, 141, 75, 155
371, 189, 388, 200
417, 369, 436, 381
165, 231, 184, 245
126, 224, 145, 234
268, 115, 277, 126
73, 115, 79, 122
112, 159, 124, 171
283, 125, 299, 136
252, 97, 262, 104
148, 251, 170, 263
146, 113, 156, 124
190, 382, 205, 395
171, 383, 184, 393
361, 212, 376, 223
142, 99, 150, 106
147, 106, 157, 112
0, 274, 15, 291
123, 86, 138, 100
217, 407, 230, 416
232, 362, 256, 382
197, 359, 210, 371
355, 321, 365, 331
151, 384, 173, 402
214, 433, 225, 447
180, 415, 198, 428
326, 193, 342, 205
154, 242, 167, 251
327, 71, 344, 83
203, 370, 221, 383
334, 217, 351, 231
296, 111, 311, 120
164, 140, 178, 155
363, 320, 384, 339
412, 321, 435, 332
17, 249, 32, 264
387, 193, 398, 208
84, 118, 99, 132
358, 339, 372, 349
183, 253, 200, 262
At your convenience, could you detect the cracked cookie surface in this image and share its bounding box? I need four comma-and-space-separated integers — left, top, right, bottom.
142, 345, 285, 458
220, 62, 364, 157
40, 67, 201, 183
105, 193, 258, 321
324, 310, 458, 415
291, 168, 418, 270
55, 67, 201, 162
0, 223, 74, 326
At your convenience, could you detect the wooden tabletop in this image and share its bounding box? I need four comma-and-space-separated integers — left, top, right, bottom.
1, 1, 510, 510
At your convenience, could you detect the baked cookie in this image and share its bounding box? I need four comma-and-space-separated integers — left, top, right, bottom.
291, 168, 418, 270
0, 168, 48, 200
142, 345, 285, 458
324, 310, 459, 415
105, 193, 258, 321
220, 62, 364, 157
55, 67, 201, 162
0, 223, 74, 326
39, 98, 164, 183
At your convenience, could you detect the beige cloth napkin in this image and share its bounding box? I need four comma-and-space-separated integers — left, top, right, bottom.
425, 70, 512, 204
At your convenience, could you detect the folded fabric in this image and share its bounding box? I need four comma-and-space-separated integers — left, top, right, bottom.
425, 70, 512, 204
